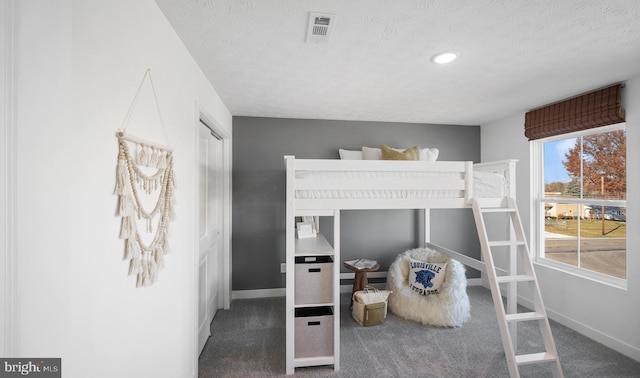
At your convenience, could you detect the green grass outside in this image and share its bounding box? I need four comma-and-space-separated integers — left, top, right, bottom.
545, 219, 626, 238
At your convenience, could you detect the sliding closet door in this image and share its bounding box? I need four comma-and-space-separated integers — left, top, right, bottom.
197, 121, 224, 354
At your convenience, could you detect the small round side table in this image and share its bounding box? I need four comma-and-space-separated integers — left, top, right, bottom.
343, 261, 380, 308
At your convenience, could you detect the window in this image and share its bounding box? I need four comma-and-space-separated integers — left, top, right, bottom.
532, 124, 626, 285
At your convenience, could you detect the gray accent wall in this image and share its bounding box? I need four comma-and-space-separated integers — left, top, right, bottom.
232, 117, 482, 291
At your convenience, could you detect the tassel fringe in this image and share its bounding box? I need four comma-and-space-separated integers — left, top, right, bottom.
118, 194, 133, 216
114, 159, 128, 195
119, 216, 132, 239
116, 136, 176, 287
149, 148, 159, 167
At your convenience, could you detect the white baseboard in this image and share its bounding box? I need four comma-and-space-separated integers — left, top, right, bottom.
466, 278, 483, 286
339, 271, 388, 280
232, 288, 285, 299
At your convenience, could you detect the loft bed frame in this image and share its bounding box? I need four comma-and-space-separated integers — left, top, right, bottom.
284, 156, 560, 377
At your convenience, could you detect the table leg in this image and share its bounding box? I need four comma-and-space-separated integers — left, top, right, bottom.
350, 271, 369, 308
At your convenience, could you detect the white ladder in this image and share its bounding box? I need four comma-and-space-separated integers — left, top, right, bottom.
472, 197, 563, 378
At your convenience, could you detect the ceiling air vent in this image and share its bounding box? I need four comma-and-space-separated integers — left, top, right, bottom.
306, 12, 336, 44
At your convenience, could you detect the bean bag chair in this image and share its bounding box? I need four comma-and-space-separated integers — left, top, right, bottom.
386, 247, 470, 327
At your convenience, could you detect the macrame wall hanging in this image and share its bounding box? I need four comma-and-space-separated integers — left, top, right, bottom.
114, 69, 176, 287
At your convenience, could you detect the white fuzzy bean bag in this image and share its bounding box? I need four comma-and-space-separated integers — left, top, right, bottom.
386, 247, 471, 327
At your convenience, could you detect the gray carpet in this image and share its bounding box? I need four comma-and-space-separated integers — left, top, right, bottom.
198, 286, 640, 377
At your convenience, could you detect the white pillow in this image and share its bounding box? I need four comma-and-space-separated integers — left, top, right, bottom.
339, 149, 363, 160
408, 258, 447, 295
362, 146, 382, 160
419, 148, 439, 161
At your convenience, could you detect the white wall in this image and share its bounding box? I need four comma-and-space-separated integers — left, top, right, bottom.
1, 0, 12, 358
5, 1, 232, 377
481, 76, 640, 361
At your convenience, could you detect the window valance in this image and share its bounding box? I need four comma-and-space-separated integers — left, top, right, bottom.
524, 83, 625, 141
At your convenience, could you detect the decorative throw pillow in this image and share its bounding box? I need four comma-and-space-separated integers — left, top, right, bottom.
419, 147, 439, 161
339, 148, 363, 160
381, 145, 419, 160
363, 145, 431, 160
408, 258, 447, 295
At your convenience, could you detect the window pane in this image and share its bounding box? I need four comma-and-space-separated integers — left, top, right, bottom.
580, 130, 626, 200
544, 139, 576, 198
580, 205, 626, 279
544, 202, 578, 267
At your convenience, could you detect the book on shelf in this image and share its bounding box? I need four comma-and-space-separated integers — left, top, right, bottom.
344, 259, 378, 270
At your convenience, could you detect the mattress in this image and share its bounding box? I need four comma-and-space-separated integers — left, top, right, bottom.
294, 170, 504, 199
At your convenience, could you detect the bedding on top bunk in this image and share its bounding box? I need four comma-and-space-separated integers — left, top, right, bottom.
294, 170, 505, 199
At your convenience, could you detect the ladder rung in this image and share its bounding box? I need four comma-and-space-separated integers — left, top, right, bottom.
515, 352, 557, 365
496, 275, 535, 283
505, 312, 546, 323
488, 240, 526, 247
480, 207, 516, 213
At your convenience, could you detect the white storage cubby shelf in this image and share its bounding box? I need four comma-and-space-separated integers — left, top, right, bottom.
286, 209, 341, 374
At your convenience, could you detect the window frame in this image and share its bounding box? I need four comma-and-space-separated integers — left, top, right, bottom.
530, 122, 627, 289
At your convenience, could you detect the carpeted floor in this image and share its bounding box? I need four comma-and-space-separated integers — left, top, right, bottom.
198, 286, 640, 377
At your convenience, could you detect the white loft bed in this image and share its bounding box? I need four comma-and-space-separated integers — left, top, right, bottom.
284, 156, 520, 375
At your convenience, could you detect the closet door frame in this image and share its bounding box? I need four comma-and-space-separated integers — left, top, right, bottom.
192, 104, 232, 366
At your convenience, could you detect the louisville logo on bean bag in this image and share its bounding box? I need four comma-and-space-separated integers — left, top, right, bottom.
415, 269, 436, 288
409, 258, 447, 295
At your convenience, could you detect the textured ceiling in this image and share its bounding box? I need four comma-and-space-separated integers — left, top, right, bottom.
155, 0, 640, 126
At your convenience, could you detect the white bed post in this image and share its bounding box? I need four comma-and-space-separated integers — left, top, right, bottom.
332, 208, 340, 371
464, 161, 474, 205
506, 160, 517, 200
423, 208, 430, 245
284, 156, 295, 375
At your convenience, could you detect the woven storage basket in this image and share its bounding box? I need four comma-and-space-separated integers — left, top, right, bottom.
351, 286, 392, 326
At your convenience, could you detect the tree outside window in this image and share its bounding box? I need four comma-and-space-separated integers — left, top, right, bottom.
563, 130, 626, 200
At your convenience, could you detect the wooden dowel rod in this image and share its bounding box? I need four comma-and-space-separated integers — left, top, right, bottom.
116, 131, 173, 152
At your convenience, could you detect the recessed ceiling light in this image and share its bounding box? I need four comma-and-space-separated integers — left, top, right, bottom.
431, 52, 459, 64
